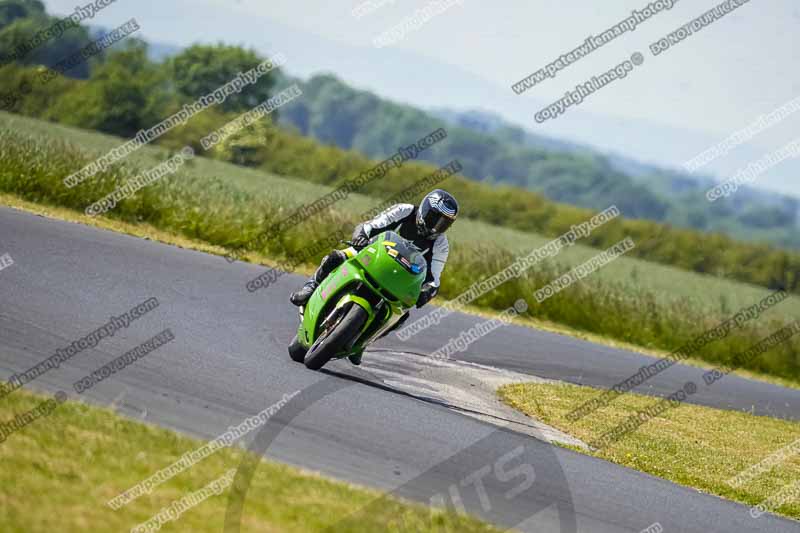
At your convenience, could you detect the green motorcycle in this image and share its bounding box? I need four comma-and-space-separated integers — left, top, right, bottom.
288, 231, 427, 370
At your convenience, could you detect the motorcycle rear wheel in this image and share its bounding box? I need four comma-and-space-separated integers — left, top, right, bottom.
288, 335, 307, 363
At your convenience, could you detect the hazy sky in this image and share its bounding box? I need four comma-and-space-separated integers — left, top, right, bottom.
44, 0, 800, 195
260, 0, 800, 135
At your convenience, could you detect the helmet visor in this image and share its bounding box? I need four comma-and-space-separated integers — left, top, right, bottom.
420, 205, 455, 235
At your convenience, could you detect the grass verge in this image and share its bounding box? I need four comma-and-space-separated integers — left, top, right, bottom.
498, 382, 800, 521
0, 387, 500, 532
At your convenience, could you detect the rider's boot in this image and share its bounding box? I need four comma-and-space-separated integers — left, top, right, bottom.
289, 250, 347, 307
289, 279, 318, 306
348, 350, 363, 366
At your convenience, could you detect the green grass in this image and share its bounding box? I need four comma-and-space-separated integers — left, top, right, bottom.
1, 111, 799, 384
498, 382, 800, 521
0, 388, 500, 532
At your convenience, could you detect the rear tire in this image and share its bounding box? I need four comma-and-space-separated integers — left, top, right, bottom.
304, 305, 368, 371
288, 335, 307, 363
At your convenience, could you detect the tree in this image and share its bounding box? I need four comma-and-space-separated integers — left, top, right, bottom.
48, 42, 168, 137
0, 3, 94, 79
212, 118, 273, 167
0, 0, 45, 31
165, 44, 278, 113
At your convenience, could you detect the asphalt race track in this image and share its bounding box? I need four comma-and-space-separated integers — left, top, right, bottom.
1, 206, 798, 533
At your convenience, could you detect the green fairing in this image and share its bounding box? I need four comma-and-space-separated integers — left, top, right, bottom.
295, 231, 426, 361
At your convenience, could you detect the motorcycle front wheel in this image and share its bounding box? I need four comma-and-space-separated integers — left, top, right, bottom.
303, 304, 367, 370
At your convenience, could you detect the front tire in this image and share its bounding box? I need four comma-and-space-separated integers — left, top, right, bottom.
304, 305, 368, 371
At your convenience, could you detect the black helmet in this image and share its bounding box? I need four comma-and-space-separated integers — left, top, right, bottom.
416, 189, 459, 237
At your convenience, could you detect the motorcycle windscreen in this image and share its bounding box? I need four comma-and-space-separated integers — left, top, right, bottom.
356, 231, 426, 308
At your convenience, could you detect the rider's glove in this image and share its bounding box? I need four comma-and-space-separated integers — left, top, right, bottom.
351, 224, 370, 249
416, 283, 438, 308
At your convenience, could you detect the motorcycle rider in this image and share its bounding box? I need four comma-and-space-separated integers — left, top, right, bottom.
289, 189, 459, 364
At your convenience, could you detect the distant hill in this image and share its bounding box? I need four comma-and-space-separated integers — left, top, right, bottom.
434, 107, 800, 236
271, 73, 800, 250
